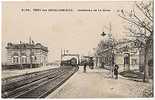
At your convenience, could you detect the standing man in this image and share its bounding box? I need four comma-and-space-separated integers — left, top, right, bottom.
114, 64, 119, 79
83, 61, 87, 73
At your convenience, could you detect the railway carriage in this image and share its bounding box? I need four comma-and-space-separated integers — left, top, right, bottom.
61, 57, 78, 67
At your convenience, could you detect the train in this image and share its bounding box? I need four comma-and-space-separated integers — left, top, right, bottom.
60, 57, 78, 67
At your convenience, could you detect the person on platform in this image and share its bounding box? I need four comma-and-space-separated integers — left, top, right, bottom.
83, 62, 87, 73
114, 64, 119, 79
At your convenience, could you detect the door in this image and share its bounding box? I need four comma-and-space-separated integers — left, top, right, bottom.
124, 53, 130, 71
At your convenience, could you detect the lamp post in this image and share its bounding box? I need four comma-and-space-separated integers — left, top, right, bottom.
101, 32, 106, 37
101, 23, 115, 78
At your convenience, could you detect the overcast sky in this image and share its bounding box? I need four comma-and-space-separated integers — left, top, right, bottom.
2, 1, 136, 63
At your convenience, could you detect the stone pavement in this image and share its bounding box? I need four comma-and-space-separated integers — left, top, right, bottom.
2, 65, 59, 79
47, 66, 152, 98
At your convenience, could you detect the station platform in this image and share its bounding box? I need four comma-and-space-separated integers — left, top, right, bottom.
47, 66, 151, 98
2, 65, 59, 79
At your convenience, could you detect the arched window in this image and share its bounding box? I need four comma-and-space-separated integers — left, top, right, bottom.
21, 53, 27, 64
31, 56, 37, 62
12, 56, 19, 64
12, 52, 19, 64
124, 53, 130, 65
22, 56, 27, 64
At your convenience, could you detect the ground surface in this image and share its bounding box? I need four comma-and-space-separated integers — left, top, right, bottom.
47, 66, 152, 98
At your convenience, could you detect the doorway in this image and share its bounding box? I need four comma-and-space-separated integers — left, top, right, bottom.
124, 53, 130, 71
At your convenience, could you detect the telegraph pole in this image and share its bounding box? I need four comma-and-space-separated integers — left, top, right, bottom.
20, 41, 23, 69
60, 48, 62, 66
109, 22, 114, 78
29, 37, 33, 68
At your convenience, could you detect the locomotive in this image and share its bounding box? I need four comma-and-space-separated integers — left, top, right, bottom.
61, 57, 78, 67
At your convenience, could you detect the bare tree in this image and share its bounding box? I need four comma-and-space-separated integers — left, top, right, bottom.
119, 0, 153, 82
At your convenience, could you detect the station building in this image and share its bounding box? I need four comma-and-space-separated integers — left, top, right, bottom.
114, 40, 142, 71
95, 39, 153, 76
5, 41, 48, 69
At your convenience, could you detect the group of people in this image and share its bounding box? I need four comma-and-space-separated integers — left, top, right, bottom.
83, 60, 94, 73
83, 63, 87, 73
83, 62, 119, 79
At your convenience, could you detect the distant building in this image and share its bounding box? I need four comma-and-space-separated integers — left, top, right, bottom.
5, 40, 48, 69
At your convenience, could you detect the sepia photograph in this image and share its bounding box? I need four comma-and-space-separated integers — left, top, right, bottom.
1, 0, 154, 98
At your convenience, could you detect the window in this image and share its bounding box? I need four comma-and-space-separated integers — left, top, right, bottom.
22, 56, 27, 64
31, 56, 37, 62
12, 56, 19, 64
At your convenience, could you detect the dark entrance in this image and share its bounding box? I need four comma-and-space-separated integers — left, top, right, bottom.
124, 53, 130, 71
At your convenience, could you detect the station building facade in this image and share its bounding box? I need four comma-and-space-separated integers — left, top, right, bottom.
5, 41, 48, 69
95, 40, 153, 74
114, 41, 142, 71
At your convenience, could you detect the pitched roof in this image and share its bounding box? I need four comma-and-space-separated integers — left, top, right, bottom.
6, 42, 48, 52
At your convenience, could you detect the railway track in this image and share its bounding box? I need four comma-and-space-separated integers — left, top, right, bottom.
2, 68, 58, 92
2, 67, 78, 98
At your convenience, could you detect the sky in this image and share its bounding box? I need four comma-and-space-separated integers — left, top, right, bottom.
2, 1, 136, 63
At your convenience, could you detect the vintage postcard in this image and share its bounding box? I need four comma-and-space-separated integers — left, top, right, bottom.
1, 0, 154, 98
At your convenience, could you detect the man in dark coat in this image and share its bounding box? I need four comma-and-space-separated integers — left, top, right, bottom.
83, 62, 87, 73
114, 64, 119, 79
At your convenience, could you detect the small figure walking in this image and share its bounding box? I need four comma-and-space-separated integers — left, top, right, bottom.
83, 62, 87, 73
114, 64, 119, 79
